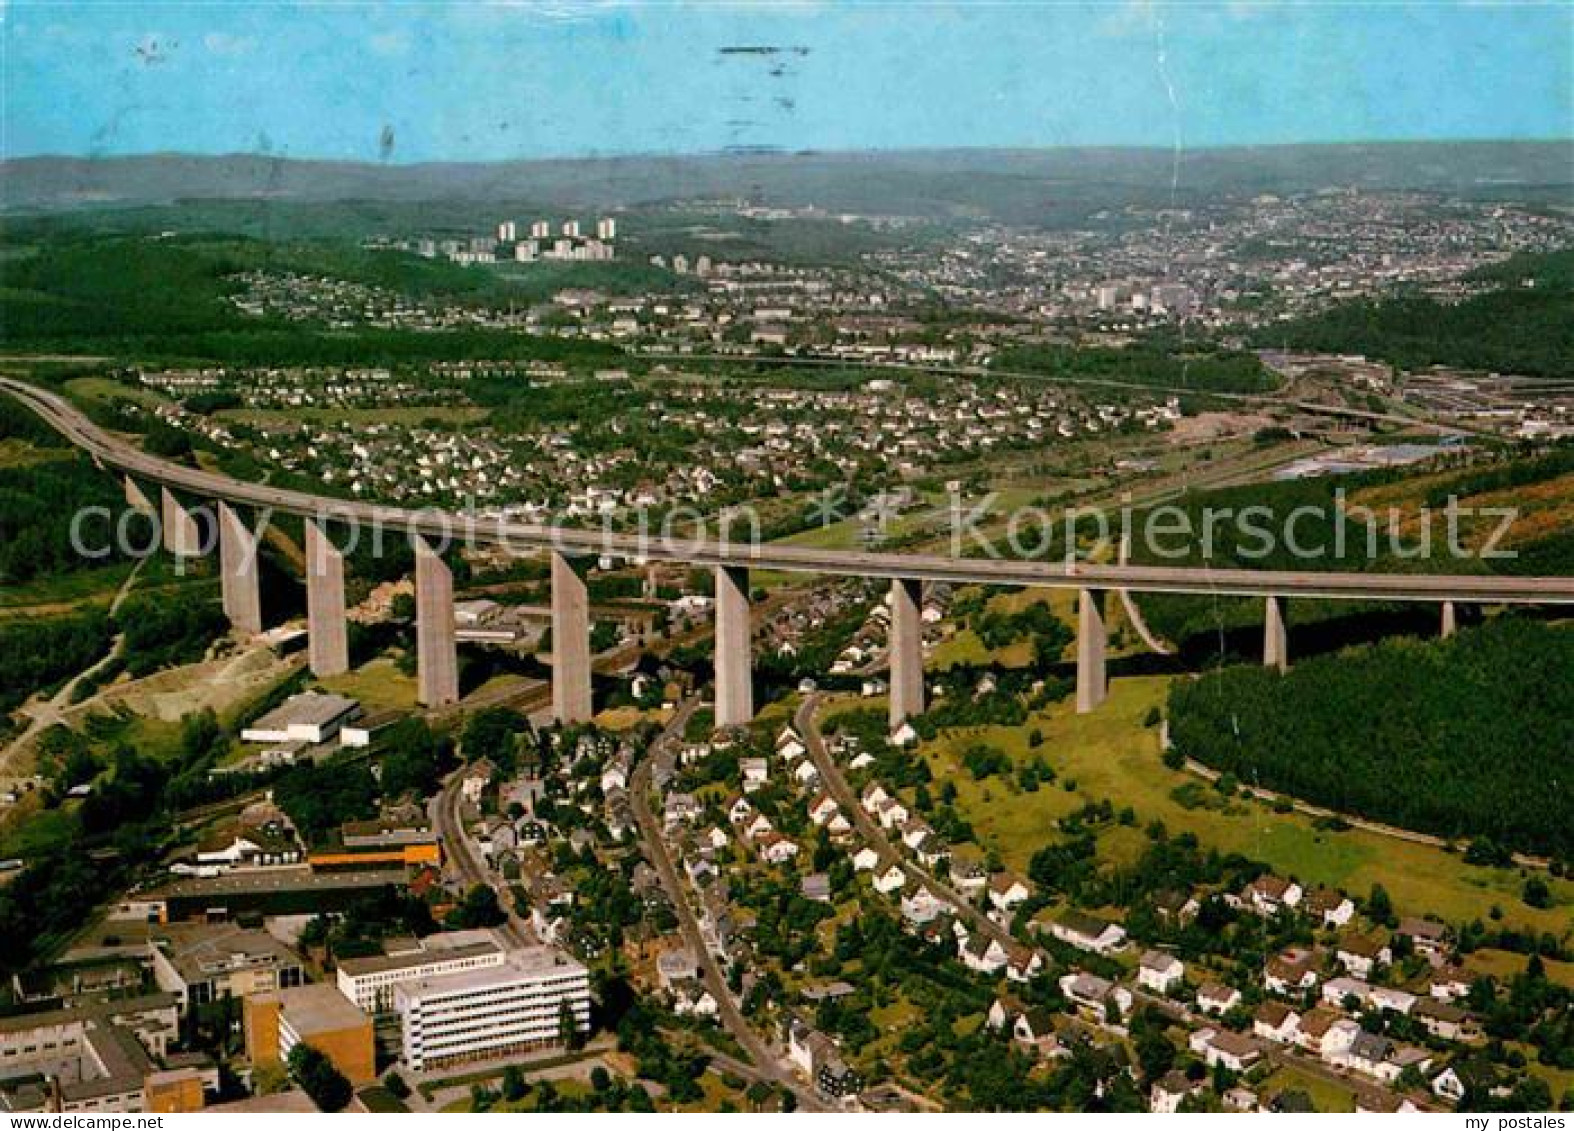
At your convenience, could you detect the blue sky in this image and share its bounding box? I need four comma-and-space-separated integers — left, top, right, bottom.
5, 2, 1570, 162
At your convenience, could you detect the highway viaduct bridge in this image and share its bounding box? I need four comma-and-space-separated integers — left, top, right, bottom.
8, 376, 1574, 731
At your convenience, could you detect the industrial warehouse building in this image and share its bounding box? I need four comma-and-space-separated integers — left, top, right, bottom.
240, 692, 360, 746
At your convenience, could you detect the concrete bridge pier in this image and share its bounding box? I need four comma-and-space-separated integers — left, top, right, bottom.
414, 536, 459, 708
889, 577, 925, 731
124, 475, 155, 515
714, 565, 754, 727
304, 518, 350, 678
160, 486, 201, 563
550, 551, 593, 724
217, 502, 263, 636
1076, 587, 1108, 715
1441, 600, 1458, 639
1264, 595, 1289, 672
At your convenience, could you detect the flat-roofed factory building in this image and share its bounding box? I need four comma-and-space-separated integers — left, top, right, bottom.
240, 692, 360, 746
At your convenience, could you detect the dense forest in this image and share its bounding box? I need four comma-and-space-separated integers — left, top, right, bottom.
0, 232, 624, 367
991, 342, 1280, 395
1167, 617, 1574, 860
0, 458, 150, 585
1259, 249, 1574, 379
0, 612, 112, 716
0, 394, 154, 585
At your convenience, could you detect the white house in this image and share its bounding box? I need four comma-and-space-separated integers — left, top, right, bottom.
757, 832, 800, 865
744, 812, 775, 841
961, 934, 1010, 976
1150, 1071, 1204, 1114
1137, 950, 1184, 995
1253, 1001, 1301, 1044
1336, 935, 1392, 979
987, 874, 1031, 914
1303, 887, 1355, 927
1245, 874, 1304, 915
1323, 976, 1373, 1010
873, 862, 907, 895
740, 757, 769, 793
900, 887, 946, 925
1196, 1029, 1262, 1073
1059, 972, 1132, 1019
875, 797, 910, 830
1264, 955, 1319, 996
1196, 982, 1243, 1016
1047, 910, 1126, 955
807, 793, 840, 827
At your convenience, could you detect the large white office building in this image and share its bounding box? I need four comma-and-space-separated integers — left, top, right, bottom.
395, 947, 591, 1073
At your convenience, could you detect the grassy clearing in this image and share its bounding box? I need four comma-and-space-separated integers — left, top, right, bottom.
0, 806, 76, 859
317, 655, 419, 712
0, 564, 136, 612
930, 586, 1078, 670
63, 376, 174, 410
930, 630, 1034, 669
776, 515, 922, 552
594, 705, 673, 731
1256, 1065, 1355, 1113
1466, 948, 1574, 991
0, 439, 59, 468
916, 674, 1573, 933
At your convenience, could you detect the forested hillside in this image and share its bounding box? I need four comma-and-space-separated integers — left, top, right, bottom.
0, 230, 624, 367
1257, 249, 1574, 379
991, 343, 1279, 395
1128, 444, 1574, 649
0, 395, 155, 585
1167, 617, 1574, 860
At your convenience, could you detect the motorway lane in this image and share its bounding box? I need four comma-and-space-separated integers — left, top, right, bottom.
6, 377, 1571, 605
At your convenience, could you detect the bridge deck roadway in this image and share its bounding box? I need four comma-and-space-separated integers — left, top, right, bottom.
7, 376, 1573, 605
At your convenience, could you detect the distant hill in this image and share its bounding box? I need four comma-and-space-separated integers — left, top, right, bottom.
4, 142, 1571, 224
1258, 248, 1574, 379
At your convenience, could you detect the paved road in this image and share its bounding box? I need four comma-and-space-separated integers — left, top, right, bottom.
431, 762, 534, 948
795, 694, 1021, 955
7, 377, 1570, 605
629, 699, 824, 1111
